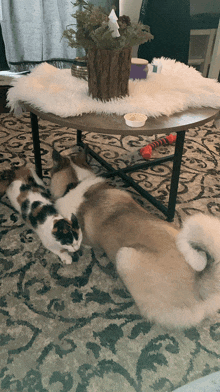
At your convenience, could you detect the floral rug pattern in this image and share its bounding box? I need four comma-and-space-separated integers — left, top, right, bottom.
0, 112, 220, 392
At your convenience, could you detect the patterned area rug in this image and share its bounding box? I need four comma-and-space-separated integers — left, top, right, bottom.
0, 112, 220, 392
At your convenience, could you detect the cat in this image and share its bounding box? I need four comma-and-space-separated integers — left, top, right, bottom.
0, 166, 82, 264
49, 148, 220, 328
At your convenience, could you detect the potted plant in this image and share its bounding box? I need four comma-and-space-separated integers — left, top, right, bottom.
63, 0, 153, 101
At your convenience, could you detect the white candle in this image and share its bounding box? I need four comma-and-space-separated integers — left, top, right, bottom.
108, 9, 120, 38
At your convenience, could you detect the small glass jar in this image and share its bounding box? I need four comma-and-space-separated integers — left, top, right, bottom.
71, 57, 88, 81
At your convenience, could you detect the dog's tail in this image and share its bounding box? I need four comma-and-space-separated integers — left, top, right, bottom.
176, 213, 220, 272
116, 214, 220, 327
116, 239, 220, 328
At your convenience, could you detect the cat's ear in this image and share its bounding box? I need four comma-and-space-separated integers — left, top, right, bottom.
0, 169, 15, 182
71, 213, 79, 230
75, 147, 89, 166
52, 149, 63, 165
0, 169, 15, 195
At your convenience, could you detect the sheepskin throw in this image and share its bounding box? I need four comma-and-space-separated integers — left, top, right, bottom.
7, 58, 220, 118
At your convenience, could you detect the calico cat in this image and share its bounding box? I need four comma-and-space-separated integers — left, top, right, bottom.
49, 148, 220, 328
0, 166, 82, 264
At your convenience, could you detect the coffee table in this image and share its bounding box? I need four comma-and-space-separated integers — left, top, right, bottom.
24, 104, 219, 221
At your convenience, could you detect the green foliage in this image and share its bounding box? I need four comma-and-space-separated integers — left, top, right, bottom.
62, 0, 153, 51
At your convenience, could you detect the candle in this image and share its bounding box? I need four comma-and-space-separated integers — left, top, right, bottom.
108, 9, 120, 38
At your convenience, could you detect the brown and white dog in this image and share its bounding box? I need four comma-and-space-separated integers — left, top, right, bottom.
50, 149, 220, 328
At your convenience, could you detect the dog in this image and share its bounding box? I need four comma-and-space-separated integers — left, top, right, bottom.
50, 148, 220, 328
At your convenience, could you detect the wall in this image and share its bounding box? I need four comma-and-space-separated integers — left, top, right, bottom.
190, 0, 220, 15
119, 0, 220, 77
120, 0, 220, 19
119, 0, 143, 56
119, 0, 142, 21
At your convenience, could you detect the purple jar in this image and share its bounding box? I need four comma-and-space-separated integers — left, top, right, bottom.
130, 58, 148, 80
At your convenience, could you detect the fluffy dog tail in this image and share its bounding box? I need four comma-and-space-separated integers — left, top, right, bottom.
116, 214, 220, 328
176, 213, 220, 272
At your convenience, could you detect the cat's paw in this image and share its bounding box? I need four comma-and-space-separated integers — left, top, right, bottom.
72, 242, 81, 252
60, 252, 72, 265
64, 255, 73, 265
72, 229, 83, 252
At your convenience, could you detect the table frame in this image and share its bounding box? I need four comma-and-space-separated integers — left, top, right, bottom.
76, 128, 185, 221
28, 107, 219, 222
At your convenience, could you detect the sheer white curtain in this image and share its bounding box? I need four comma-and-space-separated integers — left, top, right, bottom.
1, 0, 114, 71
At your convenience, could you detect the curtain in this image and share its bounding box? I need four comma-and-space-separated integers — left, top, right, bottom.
1, 0, 114, 71
0, 24, 9, 70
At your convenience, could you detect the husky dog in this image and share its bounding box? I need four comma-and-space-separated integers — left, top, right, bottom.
50, 149, 220, 327
0, 166, 82, 264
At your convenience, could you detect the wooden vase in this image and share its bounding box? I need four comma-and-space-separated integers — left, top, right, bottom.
87, 47, 132, 101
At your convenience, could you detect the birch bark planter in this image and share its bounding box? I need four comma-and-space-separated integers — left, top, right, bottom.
87, 47, 132, 101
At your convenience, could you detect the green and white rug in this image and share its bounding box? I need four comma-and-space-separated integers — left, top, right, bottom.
0, 112, 220, 392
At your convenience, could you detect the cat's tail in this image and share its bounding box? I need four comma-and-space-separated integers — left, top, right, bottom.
176, 213, 220, 272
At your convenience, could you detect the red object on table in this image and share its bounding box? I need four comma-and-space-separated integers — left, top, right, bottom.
140, 134, 177, 159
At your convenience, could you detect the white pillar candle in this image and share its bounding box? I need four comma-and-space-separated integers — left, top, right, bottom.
108, 9, 120, 37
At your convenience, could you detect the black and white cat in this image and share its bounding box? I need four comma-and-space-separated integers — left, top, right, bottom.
0, 166, 82, 264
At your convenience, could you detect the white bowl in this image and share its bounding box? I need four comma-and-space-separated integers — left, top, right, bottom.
124, 113, 148, 127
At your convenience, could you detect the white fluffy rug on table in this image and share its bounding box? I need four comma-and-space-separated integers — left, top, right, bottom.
7, 57, 220, 118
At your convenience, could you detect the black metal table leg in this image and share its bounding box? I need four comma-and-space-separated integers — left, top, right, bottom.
30, 112, 42, 178
104, 154, 174, 178
166, 130, 185, 221
78, 135, 183, 219
77, 130, 82, 145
